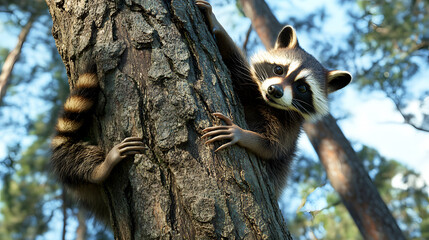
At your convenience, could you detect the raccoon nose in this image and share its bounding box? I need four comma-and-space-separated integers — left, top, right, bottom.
267, 85, 283, 98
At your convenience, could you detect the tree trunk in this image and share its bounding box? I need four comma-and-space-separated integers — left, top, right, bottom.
45, 0, 292, 239
61, 189, 67, 240
76, 209, 87, 240
305, 116, 406, 240
0, 16, 34, 105
238, 0, 405, 239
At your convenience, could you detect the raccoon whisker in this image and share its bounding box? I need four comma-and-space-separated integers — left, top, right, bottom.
252, 64, 268, 81
292, 101, 312, 116
231, 68, 251, 77
293, 99, 313, 108
232, 64, 251, 73
253, 61, 272, 81
258, 72, 269, 83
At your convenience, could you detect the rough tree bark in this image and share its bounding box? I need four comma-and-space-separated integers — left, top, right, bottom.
46, 0, 292, 239
0, 16, 34, 105
239, 0, 406, 239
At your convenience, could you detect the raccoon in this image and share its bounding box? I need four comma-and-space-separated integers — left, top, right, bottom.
51, 70, 146, 222
197, 0, 352, 197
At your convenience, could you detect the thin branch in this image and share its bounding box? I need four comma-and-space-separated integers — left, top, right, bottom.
0, 15, 35, 105
380, 83, 429, 133
0, 9, 14, 14
353, 54, 387, 80
391, 97, 429, 132
242, 24, 253, 55
411, 41, 429, 52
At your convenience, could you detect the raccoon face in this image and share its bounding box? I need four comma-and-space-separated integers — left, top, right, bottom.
250, 26, 352, 121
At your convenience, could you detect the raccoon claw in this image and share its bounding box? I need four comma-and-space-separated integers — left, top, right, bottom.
202, 113, 244, 152
107, 137, 147, 164
196, 0, 219, 33
196, 0, 212, 13
90, 137, 147, 184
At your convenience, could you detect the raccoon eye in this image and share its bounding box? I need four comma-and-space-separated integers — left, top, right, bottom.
297, 84, 307, 93
273, 65, 283, 75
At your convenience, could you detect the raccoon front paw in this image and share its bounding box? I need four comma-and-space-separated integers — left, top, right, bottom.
90, 137, 146, 183
202, 112, 244, 152
105, 137, 147, 165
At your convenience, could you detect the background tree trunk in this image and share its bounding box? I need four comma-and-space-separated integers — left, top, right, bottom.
0, 16, 34, 105
238, 0, 405, 239
45, 0, 292, 239
76, 209, 87, 240
61, 189, 67, 240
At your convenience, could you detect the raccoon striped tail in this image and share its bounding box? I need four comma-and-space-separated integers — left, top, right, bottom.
52, 73, 99, 148
51, 73, 105, 185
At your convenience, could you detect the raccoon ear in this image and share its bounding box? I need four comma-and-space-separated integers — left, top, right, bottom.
275, 25, 299, 49
327, 70, 352, 93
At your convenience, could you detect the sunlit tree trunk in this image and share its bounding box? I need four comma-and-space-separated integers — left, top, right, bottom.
305, 116, 405, 239
76, 209, 86, 240
238, 0, 405, 239
0, 16, 34, 105
45, 0, 292, 238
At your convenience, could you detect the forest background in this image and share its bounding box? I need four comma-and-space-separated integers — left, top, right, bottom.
0, 0, 428, 239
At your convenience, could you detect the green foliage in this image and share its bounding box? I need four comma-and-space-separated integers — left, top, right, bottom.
288, 146, 429, 240
0, 1, 66, 238
0, 111, 58, 239
355, 0, 428, 88
0, 48, 68, 236
357, 146, 429, 239
341, 0, 429, 131
287, 156, 362, 240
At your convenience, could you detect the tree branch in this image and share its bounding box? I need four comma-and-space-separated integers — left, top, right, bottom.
390, 95, 429, 132
0, 15, 35, 105
242, 24, 253, 55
